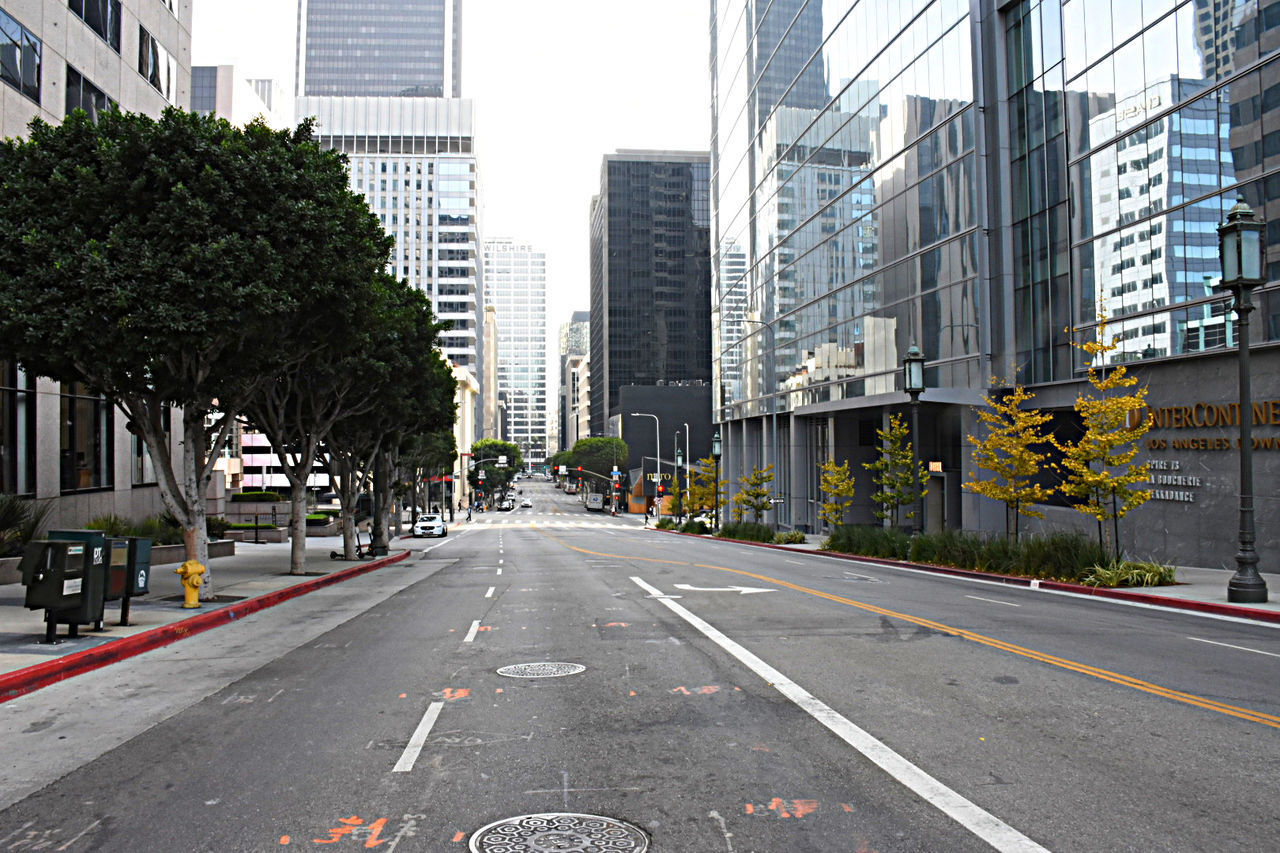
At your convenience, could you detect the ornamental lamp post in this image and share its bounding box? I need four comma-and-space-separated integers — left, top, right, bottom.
903, 344, 926, 536
631, 412, 660, 519
1215, 199, 1268, 603
712, 428, 722, 529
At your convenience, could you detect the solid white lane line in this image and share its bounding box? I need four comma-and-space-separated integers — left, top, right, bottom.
786, 559, 805, 565
1187, 636, 1280, 658
485, 587, 495, 598
497, 568, 503, 575
392, 701, 444, 773
463, 620, 481, 643
965, 595, 1020, 607
629, 576, 1049, 853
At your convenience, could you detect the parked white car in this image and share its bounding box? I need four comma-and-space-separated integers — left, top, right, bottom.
413, 513, 447, 537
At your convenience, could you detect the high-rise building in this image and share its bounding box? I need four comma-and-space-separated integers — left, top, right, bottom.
483, 239, 549, 465
588, 151, 712, 436
1, 1, 191, 527
557, 311, 590, 452
711, 0, 1280, 569
296, 0, 462, 98
192, 66, 289, 128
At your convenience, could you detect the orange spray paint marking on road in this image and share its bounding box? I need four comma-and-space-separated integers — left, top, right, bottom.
441, 688, 471, 701
476, 625, 494, 632
279, 836, 290, 845
452, 831, 466, 842
604, 622, 629, 627
398, 693, 407, 698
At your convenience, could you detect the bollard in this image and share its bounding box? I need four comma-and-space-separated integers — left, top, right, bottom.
174, 560, 205, 608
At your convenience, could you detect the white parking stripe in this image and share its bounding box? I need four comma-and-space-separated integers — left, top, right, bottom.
392, 701, 444, 773
463, 620, 481, 643
485, 587, 495, 598
629, 576, 1049, 853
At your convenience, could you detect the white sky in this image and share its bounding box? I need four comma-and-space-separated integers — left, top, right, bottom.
191, 0, 712, 393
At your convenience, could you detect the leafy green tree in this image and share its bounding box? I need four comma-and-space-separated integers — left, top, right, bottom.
0, 108, 383, 596
964, 383, 1056, 542
571, 437, 628, 487
468, 439, 522, 500
818, 459, 857, 530
1052, 323, 1152, 559
732, 465, 774, 524
863, 414, 928, 528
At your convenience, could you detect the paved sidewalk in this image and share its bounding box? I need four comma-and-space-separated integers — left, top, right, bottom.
0, 533, 424, 696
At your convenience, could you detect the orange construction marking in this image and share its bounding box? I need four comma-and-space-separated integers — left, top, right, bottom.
441, 688, 471, 701
398, 693, 407, 698
604, 622, 629, 627
629, 690, 637, 696
279, 837, 290, 845
495, 688, 504, 694
452, 831, 466, 842
476, 625, 494, 632
841, 803, 855, 812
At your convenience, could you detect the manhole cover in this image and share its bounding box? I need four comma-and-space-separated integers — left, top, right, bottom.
469, 813, 648, 852
496, 662, 586, 678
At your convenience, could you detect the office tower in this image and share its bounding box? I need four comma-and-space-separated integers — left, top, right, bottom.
192, 67, 289, 128
483, 239, 549, 465
710, 0, 1280, 568
1, 1, 190, 521
588, 151, 712, 436
558, 311, 590, 451
296, 0, 462, 98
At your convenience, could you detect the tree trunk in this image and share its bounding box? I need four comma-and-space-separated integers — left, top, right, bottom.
288, 479, 308, 574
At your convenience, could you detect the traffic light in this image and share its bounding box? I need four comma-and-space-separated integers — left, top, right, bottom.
657, 485, 665, 495
577, 466, 583, 472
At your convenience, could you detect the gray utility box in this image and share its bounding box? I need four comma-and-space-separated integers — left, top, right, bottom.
46, 529, 109, 632
20, 540, 90, 611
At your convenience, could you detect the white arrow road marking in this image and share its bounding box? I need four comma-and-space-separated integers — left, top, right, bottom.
673, 583, 776, 594
631, 576, 1049, 853
393, 701, 444, 773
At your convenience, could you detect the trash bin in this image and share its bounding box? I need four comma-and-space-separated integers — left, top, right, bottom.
122, 537, 152, 596
103, 538, 130, 602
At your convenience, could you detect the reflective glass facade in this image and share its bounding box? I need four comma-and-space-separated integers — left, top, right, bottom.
588, 152, 712, 436
483, 240, 550, 463
297, 0, 461, 98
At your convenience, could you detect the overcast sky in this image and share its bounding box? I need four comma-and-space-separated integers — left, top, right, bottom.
192, 0, 712, 389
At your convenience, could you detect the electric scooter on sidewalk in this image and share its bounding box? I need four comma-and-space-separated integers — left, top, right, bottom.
330, 528, 374, 560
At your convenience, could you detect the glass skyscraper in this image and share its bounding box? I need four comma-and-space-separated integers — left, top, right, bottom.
711, 0, 1280, 568
588, 151, 713, 436
296, 0, 462, 98
483, 240, 550, 465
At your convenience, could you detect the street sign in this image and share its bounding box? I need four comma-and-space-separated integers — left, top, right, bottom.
498, 455, 508, 466
768, 498, 785, 504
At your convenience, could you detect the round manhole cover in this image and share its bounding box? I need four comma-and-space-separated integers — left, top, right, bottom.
496, 662, 587, 678
469, 813, 648, 852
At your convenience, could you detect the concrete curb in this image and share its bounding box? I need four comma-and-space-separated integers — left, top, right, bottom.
653, 529, 1280, 625
0, 550, 412, 704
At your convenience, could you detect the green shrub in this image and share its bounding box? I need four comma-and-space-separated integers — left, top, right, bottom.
655, 517, 679, 530
86, 514, 132, 536
1084, 558, 1177, 587
1014, 531, 1107, 582
305, 513, 334, 526
716, 521, 775, 543
680, 519, 710, 534
206, 515, 231, 539
0, 494, 53, 557
230, 491, 285, 502
134, 515, 184, 545
774, 530, 807, 544
823, 524, 910, 559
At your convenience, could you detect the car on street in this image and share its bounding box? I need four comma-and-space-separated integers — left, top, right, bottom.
412, 513, 447, 537
497, 500, 515, 511
520, 498, 532, 508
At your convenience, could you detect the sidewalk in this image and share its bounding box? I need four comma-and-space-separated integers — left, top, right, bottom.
656, 530, 1280, 625
0, 533, 423, 701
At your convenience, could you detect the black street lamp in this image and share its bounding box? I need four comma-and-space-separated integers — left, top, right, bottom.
712, 427, 722, 530
903, 344, 926, 536
1215, 199, 1268, 603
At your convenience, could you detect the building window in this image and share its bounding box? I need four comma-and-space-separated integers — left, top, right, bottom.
138, 25, 177, 103
65, 64, 114, 119
60, 382, 113, 492
0, 362, 36, 496
68, 0, 121, 53
0, 7, 41, 104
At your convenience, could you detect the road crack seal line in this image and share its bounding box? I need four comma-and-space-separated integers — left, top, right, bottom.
552, 539, 1280, 730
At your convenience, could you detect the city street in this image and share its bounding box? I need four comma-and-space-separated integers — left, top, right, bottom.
3, 480, 1279, 851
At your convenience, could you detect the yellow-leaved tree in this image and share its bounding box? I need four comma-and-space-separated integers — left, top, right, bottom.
818, 459, 856, 530
688, 456, 726, 522
964, 382, 1055, 542
1052, 322, 1152, 559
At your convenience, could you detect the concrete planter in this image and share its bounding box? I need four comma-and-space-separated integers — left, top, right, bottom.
0, 556, 20, 585
224, 526, 288, 544
224, 501, 289, 525
306, 520, 339, 536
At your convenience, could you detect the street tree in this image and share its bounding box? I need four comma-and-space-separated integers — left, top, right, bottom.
817, 459, 857, 530
1053, 324, 1152, 559
863, 413, 928, 528
688, 456, 726, 519
964, 383, 1056, 542
571, 437, 628, 490
732, 465, 774, 524
468, 439, 522, 501
0, 108, 374, 596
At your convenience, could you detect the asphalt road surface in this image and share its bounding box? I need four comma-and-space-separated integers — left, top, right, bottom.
3, 479, 1279, 851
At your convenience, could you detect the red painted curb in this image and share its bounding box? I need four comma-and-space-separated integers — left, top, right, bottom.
654, 528, 1280, 624
0, 550, 412, 704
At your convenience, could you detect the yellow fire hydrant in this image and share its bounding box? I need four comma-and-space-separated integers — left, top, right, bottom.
175, 560, 206, 609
